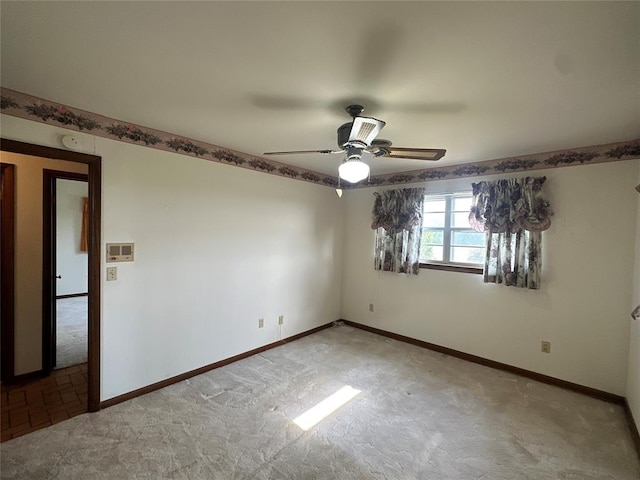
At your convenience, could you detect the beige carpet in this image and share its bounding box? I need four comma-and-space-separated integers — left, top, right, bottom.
1, 325, 638, 479
55, 296, 88, 369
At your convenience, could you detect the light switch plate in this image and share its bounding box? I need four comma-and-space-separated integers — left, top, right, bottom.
106, 266, 117, 281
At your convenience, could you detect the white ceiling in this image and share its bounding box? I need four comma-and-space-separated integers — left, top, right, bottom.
1, 1, 639, 177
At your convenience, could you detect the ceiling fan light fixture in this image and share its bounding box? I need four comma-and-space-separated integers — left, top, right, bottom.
263, 105, 445, 180
339, 158, 369, 183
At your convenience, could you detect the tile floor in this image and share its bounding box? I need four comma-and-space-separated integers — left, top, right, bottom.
1, 363, 88, 442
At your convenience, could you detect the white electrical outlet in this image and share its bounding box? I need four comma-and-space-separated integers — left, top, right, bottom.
369, 303, 374, 312
258, 318, 264, 328
278, 315, 284, 325
541, 341, 551, 353
106, 266, 117, 281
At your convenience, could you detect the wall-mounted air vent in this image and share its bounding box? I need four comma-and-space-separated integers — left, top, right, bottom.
106, 243, 135, 263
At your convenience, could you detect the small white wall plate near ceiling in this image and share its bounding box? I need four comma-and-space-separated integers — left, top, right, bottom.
61, 134, 83, 151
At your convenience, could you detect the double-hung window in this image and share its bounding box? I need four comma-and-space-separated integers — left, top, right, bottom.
420, 193, 485, 269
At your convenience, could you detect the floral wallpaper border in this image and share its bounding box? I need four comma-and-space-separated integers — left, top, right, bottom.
2, 87, 638, 189
366, 140, 640, 187
0, 88, 339, 188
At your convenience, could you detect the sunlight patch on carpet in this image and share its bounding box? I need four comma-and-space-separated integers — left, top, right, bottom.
293, 385, 361, 431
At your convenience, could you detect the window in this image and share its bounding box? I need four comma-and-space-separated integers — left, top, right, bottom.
420, 193, 485, 269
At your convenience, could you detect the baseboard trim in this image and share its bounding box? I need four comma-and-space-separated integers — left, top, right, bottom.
342, 320, 624, 405
100, 321, 334, 409
56, 292, 88, 299
624, 399, 640, 459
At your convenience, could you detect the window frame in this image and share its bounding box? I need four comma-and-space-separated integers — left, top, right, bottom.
419, 193, 484, 274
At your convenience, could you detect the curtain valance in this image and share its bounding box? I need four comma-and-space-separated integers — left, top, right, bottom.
469, 176, 552, 234
371, 187, 425, 234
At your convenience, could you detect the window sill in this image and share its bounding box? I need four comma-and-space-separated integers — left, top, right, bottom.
419, 263, 483, 275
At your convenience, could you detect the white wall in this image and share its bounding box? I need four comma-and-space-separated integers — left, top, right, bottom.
56, 179, 89, 296
0, 151, 88, 375
1, 115, 344, 400
342, 161, 640, 396
3, 112, 637, 402
627, 168, 640, 430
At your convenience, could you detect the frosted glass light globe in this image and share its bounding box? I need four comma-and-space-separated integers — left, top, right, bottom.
338, 159, 369, 183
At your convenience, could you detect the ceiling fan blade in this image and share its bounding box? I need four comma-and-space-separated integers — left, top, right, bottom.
252, 94, 465, 117
381, 101, 467, 115
354, 25, 404, 89
348, 116, 386, 146
376, 147, 446, 161
263, 149, 343, 156
251, 94, 328, 111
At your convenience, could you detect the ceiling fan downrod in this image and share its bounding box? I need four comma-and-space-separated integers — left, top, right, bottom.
345, 104, 365, 118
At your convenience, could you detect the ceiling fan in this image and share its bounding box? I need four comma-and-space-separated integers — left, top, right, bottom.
263, 105, 446, 184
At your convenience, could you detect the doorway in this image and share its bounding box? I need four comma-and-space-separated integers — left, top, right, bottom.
43, 172, 89, 374
0, 139, 101, 412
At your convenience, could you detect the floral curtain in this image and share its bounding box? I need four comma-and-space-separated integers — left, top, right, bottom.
371, 187, 425, 274
469, 177, 552, 289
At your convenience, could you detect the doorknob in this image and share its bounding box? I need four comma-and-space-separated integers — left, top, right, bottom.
55, 275, 62, 279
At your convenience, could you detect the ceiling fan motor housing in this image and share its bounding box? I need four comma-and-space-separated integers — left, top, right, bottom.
337, 122, 354, 148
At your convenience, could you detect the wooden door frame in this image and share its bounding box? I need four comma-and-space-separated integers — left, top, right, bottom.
0, 139, 101, 412
1, 163, 16, 383
42, 170, 89, 375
